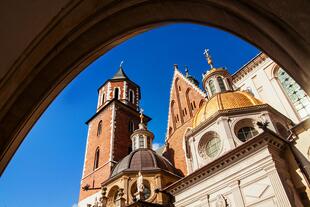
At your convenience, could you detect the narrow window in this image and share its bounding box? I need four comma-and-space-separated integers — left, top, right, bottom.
217, 77, 226, 92
129, 90, 134, 103
114, 88, 119, 99
184, 108, 187, 115
97, 120, 102, 136
193, 101, 196, 108
139, 135, 144, 148
178, 86, 181, 91
93, 148, 100, 170
209, 79, 216, 95
128, 121, 135, 132
191, 103, 194, 110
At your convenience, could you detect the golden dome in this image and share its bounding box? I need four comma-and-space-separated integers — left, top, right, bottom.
193, 91, 263, 128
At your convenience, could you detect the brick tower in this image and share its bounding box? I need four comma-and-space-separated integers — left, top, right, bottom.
79, 65, 149, 202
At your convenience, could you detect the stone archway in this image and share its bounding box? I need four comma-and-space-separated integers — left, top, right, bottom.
0, 0, 309, 174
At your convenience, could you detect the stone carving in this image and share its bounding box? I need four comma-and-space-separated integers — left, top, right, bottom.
137, 171, 145, 193
215, 194, 227, 207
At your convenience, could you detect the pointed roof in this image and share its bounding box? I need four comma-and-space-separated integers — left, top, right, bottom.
97, 65, 140, 92
111, 66, 129, 80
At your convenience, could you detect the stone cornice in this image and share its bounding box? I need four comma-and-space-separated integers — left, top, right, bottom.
165, 130, 288, 195
101, 168, 181, 187
85, 98, 151, 124
232, 53, 268, 84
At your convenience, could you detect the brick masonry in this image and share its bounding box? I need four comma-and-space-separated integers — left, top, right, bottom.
164, 70, 205, 175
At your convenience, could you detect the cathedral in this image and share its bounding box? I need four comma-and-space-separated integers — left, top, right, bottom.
78, 50, 310, 207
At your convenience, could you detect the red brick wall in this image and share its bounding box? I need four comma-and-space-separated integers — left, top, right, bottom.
79, 107, 113, 200
112, 104, 140, 161
164, 72, 205, 175
79, 101, 141, 201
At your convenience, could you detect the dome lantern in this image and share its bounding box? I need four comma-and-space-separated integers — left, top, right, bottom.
202, 49, 233, 97
130, 109, 154, 150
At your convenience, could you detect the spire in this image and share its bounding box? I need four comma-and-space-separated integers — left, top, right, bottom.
111, 61, 129, 80
203, 49, 214, 69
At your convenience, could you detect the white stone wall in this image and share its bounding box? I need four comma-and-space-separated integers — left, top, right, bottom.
233, 58, 300, 123
174, 147, 294, 207
187, 111, 281, 173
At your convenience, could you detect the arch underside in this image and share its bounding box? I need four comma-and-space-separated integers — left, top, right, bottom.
0, 0, 309, 174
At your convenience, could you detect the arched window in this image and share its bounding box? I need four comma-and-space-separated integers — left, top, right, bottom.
97, 120, 102, 136
234, 118, 259, 142
277, 68, 310, 119
114, 88, 119, 99
237, 127, 258, 142
209, 79, 216, 95
93, 148, 100, 170
139, 135, 144, 148
129, 90, 134, 103
217, 76, 226, 92
128, 121, 135, 132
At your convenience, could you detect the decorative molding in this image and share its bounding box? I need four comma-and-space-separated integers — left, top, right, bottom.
107, 82, 112, 101
232, 53, 268, 84
109, 103, 116, 161
166, 131, 287, 195
123, 81, 127, 100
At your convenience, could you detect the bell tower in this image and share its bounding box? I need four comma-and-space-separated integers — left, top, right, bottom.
79, 64, 150, 202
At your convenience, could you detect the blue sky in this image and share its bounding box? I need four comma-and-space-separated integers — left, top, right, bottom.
0, 23, 258, 207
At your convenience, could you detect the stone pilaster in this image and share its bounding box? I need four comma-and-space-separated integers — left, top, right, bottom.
229, 180, 245, 207
264, 164, 293, 207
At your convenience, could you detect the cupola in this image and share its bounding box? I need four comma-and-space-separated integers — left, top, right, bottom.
202, 49, 233, 97
130, 109, 154, 150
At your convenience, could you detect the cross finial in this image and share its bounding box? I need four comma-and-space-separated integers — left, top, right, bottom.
203, 49, 214, 69
120, 60, 124, 68
139, 108, 144, 124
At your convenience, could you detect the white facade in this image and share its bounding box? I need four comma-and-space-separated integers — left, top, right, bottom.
232, 54, 310, 124
168, 53, 310, 207
169, 133, 303, 207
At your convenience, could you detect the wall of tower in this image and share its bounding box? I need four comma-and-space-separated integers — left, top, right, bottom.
79, 105, 113, 201
112, 103, 140, 161
164, 71, 205, 175
79, 101, 143, 201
